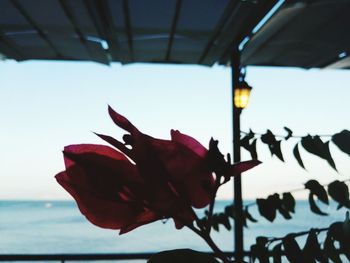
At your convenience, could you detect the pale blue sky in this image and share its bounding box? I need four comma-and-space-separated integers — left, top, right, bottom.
0, 60, 349, 200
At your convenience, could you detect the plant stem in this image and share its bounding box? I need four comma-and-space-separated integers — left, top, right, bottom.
187, 224, 232, 263
206, 181, 220, 234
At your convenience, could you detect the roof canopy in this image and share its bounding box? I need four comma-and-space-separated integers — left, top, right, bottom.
240, 0, 350, 69
0, 0, 276, 65
1, 0, 349, 69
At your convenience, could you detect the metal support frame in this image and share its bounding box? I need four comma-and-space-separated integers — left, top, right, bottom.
231, 50, 243, 262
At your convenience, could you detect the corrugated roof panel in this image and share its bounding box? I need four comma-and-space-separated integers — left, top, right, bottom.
6, 33, 56, 58
241, 0, 350, 69
63, 0, 100, 38
171, 0, 229, 64
49, 36, 90, 60
128, 0, 176, 62
16, 0, 74, 35
107, 0, 130, 61
0, 0, 29, 32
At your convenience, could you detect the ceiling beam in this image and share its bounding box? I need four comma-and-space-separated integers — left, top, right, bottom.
165, 0, 182, 61
58, 0, 109, 64
197, 0, 239, 64
123, 0, 134, 61
10, 0, 63, 59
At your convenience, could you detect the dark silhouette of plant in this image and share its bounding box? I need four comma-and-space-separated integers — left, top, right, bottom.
241, 128, 350, 171
55, 106, 260, 263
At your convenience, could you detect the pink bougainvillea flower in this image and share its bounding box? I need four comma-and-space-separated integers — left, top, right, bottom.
56, 106, 261, 233
55, 144, 163, 234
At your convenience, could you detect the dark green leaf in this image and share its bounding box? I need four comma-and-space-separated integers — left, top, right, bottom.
293, 144, 306, 169
272, 244, 282, 263
308, 193, 328, 216
301, 135, 337, 171
249, 139, 258, 160
218, 213, 231, 231
282, 192, 296, 213
261, 130, 277, 144
305, 180, 329, 204
328, 222, 344, 242
283, 234, 303, 263
212, 215, 219, 232
241, 132, 258, 160
324, 234, 342, 263
332, 130, 350, 156
269, 140, 284, 162
324, 141, 337, 171
303, 229, 324, 262
224, 204, 235, 219
328, 180, 350, 209
269, 194, 291, 219
260, 130, 284, 162
245, 207, 258, 223
284, 127, 293, 140
250, 237, 269, 263
257, 198, 276, 222
148, 249, 219, 263
340, 212, 350, 260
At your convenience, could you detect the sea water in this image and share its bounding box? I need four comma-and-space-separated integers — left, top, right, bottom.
0, 200, 347, 260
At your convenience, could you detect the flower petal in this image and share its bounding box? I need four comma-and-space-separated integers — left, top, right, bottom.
94, 132, 135, 161
108, 106, 137, 134
171, 130, 207, 158
56, 171, 139, 230
229, 160, 262, 176
119, 210, 161, 235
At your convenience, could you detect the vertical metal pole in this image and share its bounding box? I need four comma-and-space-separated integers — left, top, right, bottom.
231, 51, 243, 261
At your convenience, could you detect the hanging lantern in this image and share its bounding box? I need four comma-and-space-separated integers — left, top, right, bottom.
234, 80, 252, 109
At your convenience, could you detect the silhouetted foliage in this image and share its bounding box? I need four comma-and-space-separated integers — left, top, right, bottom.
247, 212, 350, 263
210, 179, 350, 226
241, 129, 350, 171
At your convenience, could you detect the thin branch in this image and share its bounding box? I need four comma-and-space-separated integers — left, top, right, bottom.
205, 179, 221, 234
267, 227, 329, 245
186, 224, 232, 263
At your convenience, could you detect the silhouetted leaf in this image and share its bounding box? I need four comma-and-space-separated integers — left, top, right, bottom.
305, 180, 329, 204
328, 180, 350, 209
308, 193, 328, 216
272, 244, 282, 263
301, 135, 337, 171
283, 234, 303, 263
224, 204, 235, 219
332, 130, 350, 156
269, 194, 291, 220
261, 130, 284, 162
257, 198, 276, 222
340, 211, 350, 260
293, 144, 306, 169
324, 234, 342, 263
324, 141, 337, 171
284, 127, 293, 140
241, 130, 255, 145
218, 213, 231, 231
249, 139, 258, 160
212, 215, 219, 231
251, 237, 269, 263
269, 140, 284, 162
245, 207, 258, 223
261, 130, 277, 144
303, 229, 324, 262
148, 249, 219, 263
241, 132, 258, 160
282, 192, 296, 213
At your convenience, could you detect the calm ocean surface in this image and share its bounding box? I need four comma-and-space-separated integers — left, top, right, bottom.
0, 200, 347, 261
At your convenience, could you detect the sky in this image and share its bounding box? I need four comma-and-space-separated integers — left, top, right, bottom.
0, 60, 349, 200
